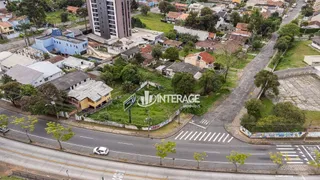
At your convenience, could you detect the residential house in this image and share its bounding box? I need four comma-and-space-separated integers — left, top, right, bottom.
47, 55, 65, 66
304, 55, 320, 66
175, 3, 188, 12
121, 46, 140, 60
174, 26, 210, 41
311, 36, 320, 51
303, 21, 320, 29
8, 15, 30, 30
231, 29, 252, 38
213, 40, 242, 54
177, 13, 189, 21
68, 80, 113, 110
0, 51, 13, 62
165, 62, 202, 80
208, 32, 216, 40
140, 44, 156, 67
5, 61, 64, 87
1, 53, 36, 71
188, 3, 204, 13
184, 51, 215, 69
50, 71, 91, 91
60, 56, 95, 71
67, 6, 79, 14
0, 21, 14, 35
166, 12, 189, 24
163, 39, 183, 48
311, 14, 320, 23
32, 28, 88, 56
138, 0, 159, 7
236, 23, 249, 31
195, 40, 217, 50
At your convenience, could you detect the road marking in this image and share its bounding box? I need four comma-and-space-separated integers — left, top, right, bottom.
280, 151, 297, 154
213, 133, 220, 142
301, 145, 315, 161
287, 157, 302, 161
218, 133, 225, 142
79, 136, 94, 140
208, 132, 216, 141
317, 146, 320, 151
189, 121, 206, 129
117, 142, 133, 146
198, 132, 207, 141
188, 131, 198, 141
222, 134, 229, 143
286, 162, 304, 164
203, 132, 211, 141
184, 131, 193, 140
227, 137, 234, 143
276, 148, 295, 150
276, 145, 292, 147
193, 132, 202, 141
179, 131, 189, 140
174, 131, 184, 140
282, 154, 299, 157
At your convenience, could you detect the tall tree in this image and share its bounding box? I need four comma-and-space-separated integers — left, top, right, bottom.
19, 0, 47, 27
199, 70, 223, 95
60, 12, 69, 22
230, 12, 241, 27
278, 23, 300, 38
226, 151, 251, 172
273, 102, 305, 127
158, 1, 173, 15
155, 140, 176, 165
151, 45, 163, 60
172, 72, 195, 95
193, 152, 207, 169
254, 70, 280, 96
245, 99, 263, 119
140, 5, 150, 16
0, 115, 9, 136
269, 152, 286, 174
163, 47, 179, 61
121, 64, 142, 84
12, 116, 38, 143
220, 47, 238, 81
0, 81, 22, 107
76, 8, 88, 32
45, 122, 75, 150
131, 0, 139, 11
17, 23, 31, 46
200, 7, 212, 16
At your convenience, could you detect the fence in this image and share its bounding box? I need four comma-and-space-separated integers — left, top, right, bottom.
274, 66, 317, 79
240, 126, 305, 139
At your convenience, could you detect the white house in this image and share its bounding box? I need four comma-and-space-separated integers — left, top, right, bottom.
60, 56, 95, 71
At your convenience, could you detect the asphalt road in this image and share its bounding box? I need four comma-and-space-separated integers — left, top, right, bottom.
1, 137, 318, 180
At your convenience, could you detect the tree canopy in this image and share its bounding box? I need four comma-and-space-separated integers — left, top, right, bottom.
172, 72, 195, 95
254, 70, 280, 96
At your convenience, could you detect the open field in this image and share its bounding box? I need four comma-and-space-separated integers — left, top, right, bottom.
46, 10, 78, 24
134, 13, 173, 33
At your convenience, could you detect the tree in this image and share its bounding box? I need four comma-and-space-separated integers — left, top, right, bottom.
155, 140, 176, 165
76, 8, 88, 32
45, 122, 75, 150
230, 12, 241, 27
278, 23, 300, 38
165, 31, 176, 40
220, 47, 238, 81
172, 72, 195, 95
269, 152, 285, 174
309, 150, 320, 173
194, 152, 207, 169
240, 114, 257, 132
20, 84, 38, 96
12, 116, 38, 143
273, 102, 305, 128
200, 7, 212, 16
101, 71, 114, 85
20, 95, 50, 115
19, 0, 47, 27
152, 45, 162, 60
60, 12, 69, 23
131, 0, 139, 11
254, 70, 280, 96
0, 81, 22, 107
159, 1, 173, 14
226, 151, 251, 172
0, 115, 9, 136
121, 64, 142, 84
134, 52, 145, 64
255, 115, 288, 132
1, 74, 14, 84
199, 70, 223, 95
245, 99, 263, 119
248, 9, 263, 35
140, 5, 150, 16
252, 40, 262, 50
163, 47, 179, 61
17, 23, 31, 46
131, 17, 146, 28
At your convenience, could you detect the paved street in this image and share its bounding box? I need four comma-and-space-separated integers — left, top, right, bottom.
172, 130, 234, 144
0, 137, 318, 180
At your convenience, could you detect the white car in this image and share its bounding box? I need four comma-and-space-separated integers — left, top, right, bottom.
93, 147, 109, 155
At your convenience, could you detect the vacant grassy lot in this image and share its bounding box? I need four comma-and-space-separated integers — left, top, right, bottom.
276, 41, 320, 70
134, 13, 173, 33
46, 10, 78, 24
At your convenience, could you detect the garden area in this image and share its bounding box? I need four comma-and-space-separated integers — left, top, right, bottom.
275, 40, 320, 70
134, 13, 173, 33
46, 10, 78, 24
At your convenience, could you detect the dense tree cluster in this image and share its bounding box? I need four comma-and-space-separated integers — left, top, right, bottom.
184, 11, 219, 32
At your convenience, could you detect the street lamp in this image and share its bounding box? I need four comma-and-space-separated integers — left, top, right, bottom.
45, 101, 59, 119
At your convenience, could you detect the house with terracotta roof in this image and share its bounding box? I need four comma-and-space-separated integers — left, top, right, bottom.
231, 29, 252, 38
9, 15, 30, 29
166, 12, 181, 23
236, 23, 248, 31
0, 21, 14, 35
184, 51, 215, 69
208, 32, 216, 40
163, 39, 183, 48
140, 44, 156, 67
67, 6, 79, 14
140, 44, 153, 54
175, 3, 188, 11
195, 40, 217, 50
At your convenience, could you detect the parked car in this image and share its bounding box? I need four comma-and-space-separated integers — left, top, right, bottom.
0, 127, 9, 134
93, 147, 109, 155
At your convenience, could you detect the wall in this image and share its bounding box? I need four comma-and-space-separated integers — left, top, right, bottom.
240, 126, 305, 139
53, 37, 88, 55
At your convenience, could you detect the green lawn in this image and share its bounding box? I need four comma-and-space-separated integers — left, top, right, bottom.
0, 177, 23, 180
276, 41, 320, 70
46, 10, 78, 24
134, 13, 173, 33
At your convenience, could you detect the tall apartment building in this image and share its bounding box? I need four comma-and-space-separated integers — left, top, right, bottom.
87, 0, 132, 39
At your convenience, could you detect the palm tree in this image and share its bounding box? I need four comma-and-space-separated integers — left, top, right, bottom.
17, 23, 31, 46
76, 8, 88, 32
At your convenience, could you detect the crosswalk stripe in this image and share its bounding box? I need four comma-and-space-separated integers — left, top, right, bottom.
223, 134, 229, 142
208, 132, 216, 141
184, 131, 193, 140
276, 145, 292, 147
174, 131, 184, 140
213, 133, 221, 142
280, 151, 297, 154
203, 132, 212, 141
199, 132, 207, 141
287, 158, 302, 161
179, 131, 189, 140
287, 162, 304, 164
282, 154, 299, 157
276, 148, 295, 150
194, 132, 203, 141
218, 133, 225, 142
188, 131, 198, 141
227, 137, 234, 143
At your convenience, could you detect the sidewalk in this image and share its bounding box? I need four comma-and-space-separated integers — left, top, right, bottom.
0, 100, 191, 139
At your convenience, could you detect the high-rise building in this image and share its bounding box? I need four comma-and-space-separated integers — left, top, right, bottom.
87, 0, 132, 39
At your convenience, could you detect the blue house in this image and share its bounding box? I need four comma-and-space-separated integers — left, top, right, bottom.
32, 28, 88, 55
138, 0, 158, 7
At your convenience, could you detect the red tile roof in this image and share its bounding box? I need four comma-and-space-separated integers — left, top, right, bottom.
163, 39, 183, 47
0, 21, 12, 28
47, 55, 65, 64
167, 11, 181, 19
140, 44, 153, 54
199, 52, 215, 64
208, 32, 216, 39
236, 23, 248, 31
67, 6, 79, 14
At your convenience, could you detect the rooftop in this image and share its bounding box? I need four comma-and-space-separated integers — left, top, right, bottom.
167, 62, 201, 76
54, 36, 86, 44
121, 46, 140, 56
5, 64, 43, 85
50, 71, 90, 91
27, 61, 62, 77
68, 80, 113, 102
47, 55, 65, 64
0, 21, 12, 28
163, 39, 183, 47
1, 54, 36, 69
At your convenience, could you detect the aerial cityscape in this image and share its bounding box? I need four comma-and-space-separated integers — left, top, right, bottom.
0, 0, 320, 179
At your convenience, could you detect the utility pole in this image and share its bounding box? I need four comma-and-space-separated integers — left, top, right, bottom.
145, 108, 152, 137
